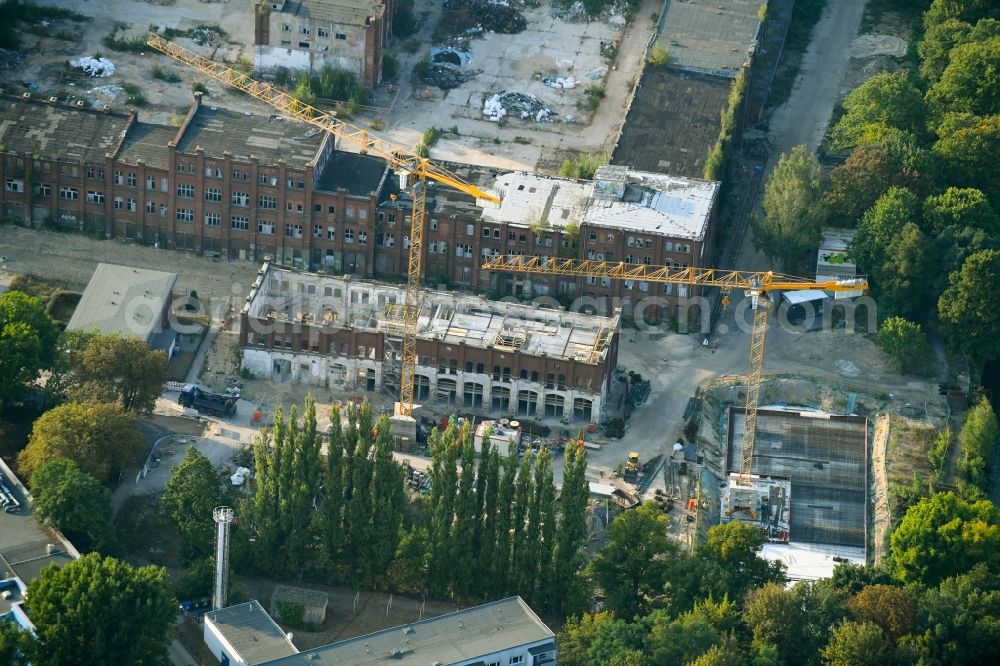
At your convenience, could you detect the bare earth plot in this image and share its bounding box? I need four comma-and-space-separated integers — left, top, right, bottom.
611, 68, 731, 178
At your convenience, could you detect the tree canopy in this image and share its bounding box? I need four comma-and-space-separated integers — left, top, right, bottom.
754, 145, 826, 270
24, 554, 175, 666
830, 73, 928, 151
958, 398, 998, 491
928, 36, 1000, 116
889, 492, 1000, 585
30, 459, 115, 551
588, 501, 676, 619
162, 446, 225, 557
876, 317, 934, 375
938, 250, 1000, 371
17, 401, 145, 485
65, 333, 167, 412
0, 290, 59, 408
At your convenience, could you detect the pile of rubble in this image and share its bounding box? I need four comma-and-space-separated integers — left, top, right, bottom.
471, 1, 527, 34
483, 91, 557, 122
70, 56, 116, 77
422, 64, 482, 90
188, 25, 226, 47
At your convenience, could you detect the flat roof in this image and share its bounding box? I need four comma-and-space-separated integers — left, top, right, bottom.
66, 263, 178, 342
206, 600, 298, 664
246, 266, 618, 365
265, 596, 553, 666
314, 150, 389, 196
177, 105, 323, 168
482, 168, 716, 241
657, 0, 765, 74
118, 121, 177, 171
585, 166, 717, 241
727, 408, 868, 549
0, 95, 130, 164
761, 542, 866, 582
280, 0, 382, 27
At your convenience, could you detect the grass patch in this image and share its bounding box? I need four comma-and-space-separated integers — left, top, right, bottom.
151, 65, 181, 83
415, 126, 444, 158
8, 274, 76, 308
403, 39, 421, 55
559, 151, 609, 180
103, 23, 147, 53
583, 84, 605, 111
767, 0, 828, 110
122, 83, 148, 108
886, 416, 938, 520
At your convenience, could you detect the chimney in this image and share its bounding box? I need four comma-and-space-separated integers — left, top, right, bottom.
212, 506, 234, 610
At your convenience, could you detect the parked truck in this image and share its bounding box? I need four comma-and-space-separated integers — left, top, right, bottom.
623, 452, 640, 483
178, 385, 238, 417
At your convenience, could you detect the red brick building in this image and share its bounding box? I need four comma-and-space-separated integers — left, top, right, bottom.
0, 93, 720, 324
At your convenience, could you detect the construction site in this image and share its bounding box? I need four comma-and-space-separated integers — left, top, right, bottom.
0, 0, 961, 592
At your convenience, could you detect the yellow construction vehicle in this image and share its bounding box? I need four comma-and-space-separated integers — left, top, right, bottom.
146, 35, 501, 418
480, 256, 866, 487
624, 451, 640, 483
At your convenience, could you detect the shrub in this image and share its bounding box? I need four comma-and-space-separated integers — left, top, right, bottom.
649, 43, 670, 67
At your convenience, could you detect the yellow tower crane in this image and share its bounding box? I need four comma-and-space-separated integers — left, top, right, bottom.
146, 34, 501, 417
480, 256, 866, 487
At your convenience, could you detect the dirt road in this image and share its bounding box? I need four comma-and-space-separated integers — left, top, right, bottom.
768, 0, 867, 155
737, 0, 867, 271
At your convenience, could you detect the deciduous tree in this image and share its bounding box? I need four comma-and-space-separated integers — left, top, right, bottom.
754, 146, 825, 271
830, 73, 927, 151
928, 37, 1000, 116
876, 317, 934, 375
744, 582, 813, 666
938, 250, 1000, 371
161, 447, 224, 557
0, 290, 59, 409
821, 621, 897, 666
933, 113, 1000, 202
25, 554, 175, 666
889, 492, 1000, 585
847, 584, 916, 642
67, 333, 167, 412
958, 398, 998, 491
30, 459, 114, 552
17, 401, 144, 485
588, 501, 676, 619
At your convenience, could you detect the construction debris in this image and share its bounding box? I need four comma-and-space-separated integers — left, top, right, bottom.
70, 56, 115, 77
188, 25, 226, 47
430, 47, 473, 68
483, 91, 556, 122
422, 64, 482, 90
471, 1, 527, 34
542, 75, 577, 89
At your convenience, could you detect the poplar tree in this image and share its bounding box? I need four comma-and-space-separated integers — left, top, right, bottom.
552, 445, 591, 617
494, 445, 519, 596
537, 448, 558, 611
369, 415, 405, 586
321, 405, 345, 572
452, 422, 479, 599
520, 447, 548, 598
477, 441, 501, 596
427, 420, 459, 596
510, 449, 534, 596
343, 405, 374, 586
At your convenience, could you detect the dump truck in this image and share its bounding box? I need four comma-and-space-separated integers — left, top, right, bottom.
623, 452, 640, 483
177, 385, 238, 417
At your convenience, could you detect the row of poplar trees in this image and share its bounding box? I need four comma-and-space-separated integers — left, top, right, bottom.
243, 398, 591, 618
425, 419, 591, 617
